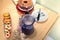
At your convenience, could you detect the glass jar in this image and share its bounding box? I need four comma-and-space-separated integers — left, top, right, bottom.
22, 14, 35, 35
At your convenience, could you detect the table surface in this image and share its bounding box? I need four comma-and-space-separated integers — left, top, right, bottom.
0, 0, 58, 40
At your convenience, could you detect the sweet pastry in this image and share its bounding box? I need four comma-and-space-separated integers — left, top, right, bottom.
16, 0, 34, 15
18, 0, 33, 10
3, 18, 11, 24
3, 12, 12, 39
5, 25, 11, 30
7, 25, 11, 30
3, 12, 10, 17
6, 31, 10, 38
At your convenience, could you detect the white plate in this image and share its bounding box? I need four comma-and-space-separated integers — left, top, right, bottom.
31, 9, 48, 22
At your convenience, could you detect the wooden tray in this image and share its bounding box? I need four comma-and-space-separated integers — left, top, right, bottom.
0, 0, 58, 40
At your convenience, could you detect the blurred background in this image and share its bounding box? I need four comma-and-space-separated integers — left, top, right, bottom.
0, 0, 60, 40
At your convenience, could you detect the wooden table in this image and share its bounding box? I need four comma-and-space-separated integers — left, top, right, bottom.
0, 0, 58, 40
